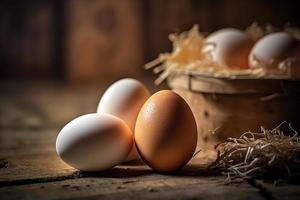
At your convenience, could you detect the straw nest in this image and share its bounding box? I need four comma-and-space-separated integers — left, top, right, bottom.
209, 122, 300, 183
145, 23, 300, 85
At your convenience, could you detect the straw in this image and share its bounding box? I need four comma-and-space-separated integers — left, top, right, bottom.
209, 122, 300, 182
145, 24, 300, 84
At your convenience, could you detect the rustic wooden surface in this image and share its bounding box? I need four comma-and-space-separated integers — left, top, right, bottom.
1, 80, 300, 200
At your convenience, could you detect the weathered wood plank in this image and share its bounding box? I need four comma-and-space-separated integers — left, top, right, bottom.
251, 180, 300, 200
0, 153, 75, 183
0, 129, 76, 182
0, 175, 263, 200
0, 126, 263, 200
0, 80, 165, 184
1, 126, 263, 200
0, 82, 101, 129
0, 80, 160, 129
0, 127, 215, 191
0, 127, 215, 183
0, 129, 56, 156
1, 81, 300, 199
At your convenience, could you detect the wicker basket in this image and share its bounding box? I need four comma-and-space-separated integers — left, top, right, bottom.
167, 72, 300, 149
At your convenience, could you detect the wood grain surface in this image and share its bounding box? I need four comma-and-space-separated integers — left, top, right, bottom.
0, 81, 300, 199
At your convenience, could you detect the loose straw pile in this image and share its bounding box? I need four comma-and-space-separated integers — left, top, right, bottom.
210, 122, 300, 182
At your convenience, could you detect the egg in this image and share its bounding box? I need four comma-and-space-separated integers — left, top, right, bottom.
249, 32, 300, 69
56, 113, 133, 171
135, 90, 197, 172
97, 78, 150, 161
203, 28, 254, 69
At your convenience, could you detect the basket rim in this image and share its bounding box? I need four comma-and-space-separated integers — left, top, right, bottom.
173, 69, 300, 81
168, 71, 300, 95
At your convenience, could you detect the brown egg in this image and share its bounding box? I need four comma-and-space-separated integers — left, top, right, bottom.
203, 28, 254, 69
135, 90, 197, 172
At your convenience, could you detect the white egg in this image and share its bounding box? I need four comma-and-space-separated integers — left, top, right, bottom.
203, 28, 254, 69
249, 32, 300, 69
97, 78, 150, 161
56, 113, 133, 171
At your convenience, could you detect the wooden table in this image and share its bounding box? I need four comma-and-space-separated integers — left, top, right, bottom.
1, 81, 300, 200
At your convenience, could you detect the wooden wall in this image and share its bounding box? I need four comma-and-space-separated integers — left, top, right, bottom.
64, 0, 144, 80
0, 0, 299, 81
0, 1, 55, 79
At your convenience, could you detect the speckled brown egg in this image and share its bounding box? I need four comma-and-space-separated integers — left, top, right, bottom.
135, 90, 197, 172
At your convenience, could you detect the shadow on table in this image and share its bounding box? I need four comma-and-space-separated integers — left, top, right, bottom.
79, 159, 221, 179
78, 158, 300, 186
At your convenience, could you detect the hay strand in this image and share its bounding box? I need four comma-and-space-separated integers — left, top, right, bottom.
209, 122, 300, 181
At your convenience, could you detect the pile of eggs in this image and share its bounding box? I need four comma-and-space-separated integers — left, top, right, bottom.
202, 28, 300, 69
56, 78, 198, 172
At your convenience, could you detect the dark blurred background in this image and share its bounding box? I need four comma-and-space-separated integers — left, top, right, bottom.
0, 0, 299, 81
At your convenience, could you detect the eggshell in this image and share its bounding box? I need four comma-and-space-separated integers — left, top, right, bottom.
97, 78, 150, 161
135, 90, 197, 172
56, 113, 133, 171
203, 28, 254, 69
249, 32, 300, 69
